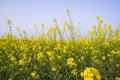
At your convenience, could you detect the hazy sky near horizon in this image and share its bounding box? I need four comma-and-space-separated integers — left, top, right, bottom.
0, 0, 120, 36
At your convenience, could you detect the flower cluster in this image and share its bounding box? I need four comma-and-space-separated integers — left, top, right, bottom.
81, 67, 101, 80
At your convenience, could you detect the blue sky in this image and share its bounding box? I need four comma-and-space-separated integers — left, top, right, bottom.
0, 0, 120, 36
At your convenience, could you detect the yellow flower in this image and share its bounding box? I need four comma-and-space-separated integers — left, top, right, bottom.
102, 56, 106, 60
80, 72, 84, 77
66, 8, 70, 13
116, 64, 119, 67
47, 51, 54, 56
30, 71, 36, 77
81, 67, 101, 80
58, 55, 62, 59
107, 53, 111, 57
78, 22, 80, 25
19, 68, 23, 71
92, 24, 96, 29
84, 77, 94, 80
41, 24, 44, 28
114, 28, 119, 33
22, 30, 26, 34
8, 77, 13, 80
63, 21, 69, 26
23, 54, 26, 59
6, 19, 12, 25
52, 18, 57, 23
28, 57, 32, 63
52, 67, 57, 72
99, 19, 103, 23
81, 56, 84, 61
71, 69, 77, 75
47, 51, 55, 61
8, 54, 16, 62
16, 27, 19, 30
52, 26, 58, 33
96, 16, 100, 20
106, 24, 111, 31
116, 77, 120, 80
10, 56, 16, 62
102, 42, 110, 47
37, 52, 44, 61
67, 57, 76, 68
90, 30, 96, 34
19, 59, 25, 65
104, 24, 106, 27
67, 25, 72, 31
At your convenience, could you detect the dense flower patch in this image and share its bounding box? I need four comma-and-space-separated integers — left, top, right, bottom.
0, 9, 120, 80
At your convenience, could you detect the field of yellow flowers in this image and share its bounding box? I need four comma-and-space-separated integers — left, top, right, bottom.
0, 9, 120, 80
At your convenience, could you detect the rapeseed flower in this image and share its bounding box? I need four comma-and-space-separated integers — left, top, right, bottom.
10, 56, 16, 62
41, 24, 44, 28
52, 18, 57, 23
8, 77, 13, 80
31, 71, 36, 78
16, 27, 19, 30
71, 69, 77, 75
6, 19, 12, 25
80, 67, 101, 80
52, 67, 57, 72
99, 19, 103, 23
102, 56, 106, 60
67, 57, 76, 68
19, 59, 25, 65
37, 52, 44, 61
66, 8, 70, 14
96, 16, 100, 20
116, 77, 120, 80
63, 21, 69, 26
22, 30, 26, 34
